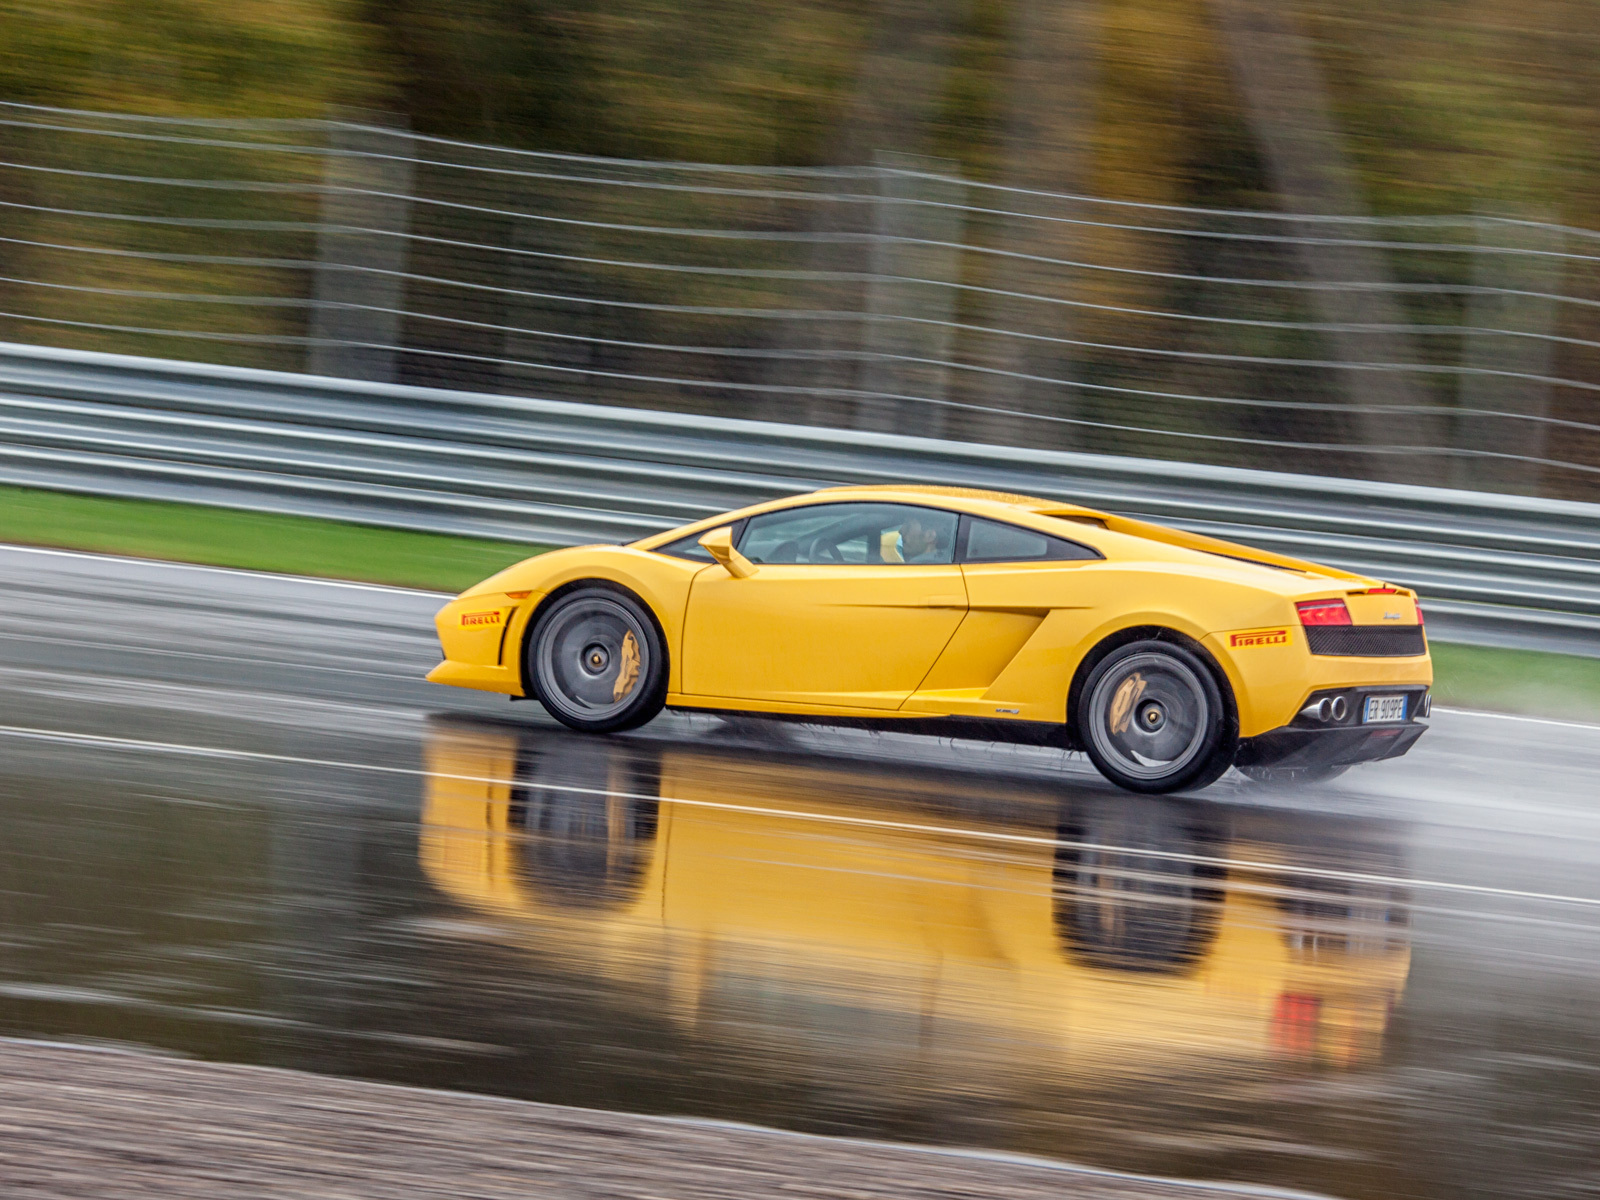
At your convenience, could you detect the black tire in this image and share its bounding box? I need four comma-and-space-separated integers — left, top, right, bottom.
526, 585, 667, 733
1054, 800, 1225, 974
1236, 763, 1350, 787
1078, 639, 1236, 794
512, 736, 661, 910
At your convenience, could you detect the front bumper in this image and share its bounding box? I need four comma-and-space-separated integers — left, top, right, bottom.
425, 591, 539, 696
1235, 684, 1430, 770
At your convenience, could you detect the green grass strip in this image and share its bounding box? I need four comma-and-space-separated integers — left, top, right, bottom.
1430, 641, 1600, 723
0, 485, 550, 592
3, 485, 1597, 722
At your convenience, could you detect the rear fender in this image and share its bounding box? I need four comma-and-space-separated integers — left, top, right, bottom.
1063, 616, 1243, 735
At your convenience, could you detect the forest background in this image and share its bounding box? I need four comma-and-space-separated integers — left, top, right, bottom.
1, 1, 1599, 492
2, 1, 1592, 231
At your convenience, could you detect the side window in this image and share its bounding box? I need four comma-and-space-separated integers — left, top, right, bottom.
737, 503, 959, 565
655, 520, 745, 562
962, 517, 1101, 563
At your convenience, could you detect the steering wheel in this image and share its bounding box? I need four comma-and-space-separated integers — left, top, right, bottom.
806, 535, 844, 564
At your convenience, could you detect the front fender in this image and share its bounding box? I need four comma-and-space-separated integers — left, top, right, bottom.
434, 546, 706, 695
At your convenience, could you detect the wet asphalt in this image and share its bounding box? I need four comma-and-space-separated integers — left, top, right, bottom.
0, 543, 1597, 1200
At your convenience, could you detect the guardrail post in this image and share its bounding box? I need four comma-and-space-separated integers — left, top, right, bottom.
307, 113, 415, 384
971, 0, 1100, 451
1453, 213, 1563, 496
856, 152, 965, 436
1209, 0, 1440, 486
501, 170, 595, 403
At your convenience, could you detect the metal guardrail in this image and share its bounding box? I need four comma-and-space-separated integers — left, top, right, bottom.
1, 340, 1598, 656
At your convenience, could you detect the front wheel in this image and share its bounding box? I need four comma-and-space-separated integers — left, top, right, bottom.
1078, 640, 1236, 794
527, 586, 667, 733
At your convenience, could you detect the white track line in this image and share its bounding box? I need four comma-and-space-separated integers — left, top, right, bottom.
1434, 706, 1600, 734
6, 722, 1600, 912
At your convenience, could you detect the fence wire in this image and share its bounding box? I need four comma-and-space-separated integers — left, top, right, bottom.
1, 102, 1597, 499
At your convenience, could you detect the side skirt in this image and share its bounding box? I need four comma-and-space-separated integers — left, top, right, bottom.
663, 705, 1080, 751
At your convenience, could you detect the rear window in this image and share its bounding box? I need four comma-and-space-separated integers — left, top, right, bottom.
963, 518, 1100, 563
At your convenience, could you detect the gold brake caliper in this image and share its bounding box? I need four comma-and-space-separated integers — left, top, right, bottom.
1108, 673, 1147, 735
612, 631, 642, 701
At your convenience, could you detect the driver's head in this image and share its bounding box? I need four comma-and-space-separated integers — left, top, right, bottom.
900, 516, 939, 558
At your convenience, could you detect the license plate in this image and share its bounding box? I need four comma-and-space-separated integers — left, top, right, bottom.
1364, 694, 1407, 724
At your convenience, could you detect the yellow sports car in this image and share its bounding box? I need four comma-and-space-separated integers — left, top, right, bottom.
428, 485, 1432, 793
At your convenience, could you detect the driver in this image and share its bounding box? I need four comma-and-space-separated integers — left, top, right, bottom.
892, 515, 946, 564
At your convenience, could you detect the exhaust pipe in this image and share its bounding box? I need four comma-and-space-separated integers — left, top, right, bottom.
1299, 695, 1350, 723
1299, 697, 1332, 722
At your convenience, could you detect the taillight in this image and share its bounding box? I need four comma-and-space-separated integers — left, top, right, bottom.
1271, 992, 1323, 1056
1416, 602, 1424, 627
1296, 598, 1352, 626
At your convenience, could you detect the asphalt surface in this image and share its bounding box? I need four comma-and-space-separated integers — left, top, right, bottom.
1, 543, 1598, 1200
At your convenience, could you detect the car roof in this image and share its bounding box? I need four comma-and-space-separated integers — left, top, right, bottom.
808, 484, 1107, 519
812, 484, 1056, 506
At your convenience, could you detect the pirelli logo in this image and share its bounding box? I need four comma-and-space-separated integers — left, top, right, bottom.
459, 609, 504, 629
1229, 628, 1289, 649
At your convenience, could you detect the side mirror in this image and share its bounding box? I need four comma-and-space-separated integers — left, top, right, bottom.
698, 526, 758, 579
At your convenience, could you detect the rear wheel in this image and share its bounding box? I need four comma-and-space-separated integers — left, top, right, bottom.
1079, 640, 1235, 794
527, 586, 667, 733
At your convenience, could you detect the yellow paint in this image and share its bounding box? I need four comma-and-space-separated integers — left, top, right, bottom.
428, 543, 711, 694
907, 610, 1046, 696
428, 599, 524, 694
419, 724, 1412, 1075
696, 526, 756, 579
417, 725, 520, 904
427, 487, 1432, 738
680, 562, 967, 710
1344, 591, 1421, 625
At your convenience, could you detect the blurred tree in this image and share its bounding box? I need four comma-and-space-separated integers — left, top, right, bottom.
0, 0, 385, 366
0, 0, 381, 114
367, 0, 865, 164
1208, 0, 1435, 484
363, 0, 599, 151
962, 0, 1101, 448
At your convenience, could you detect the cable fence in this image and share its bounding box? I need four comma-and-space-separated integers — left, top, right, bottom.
2, 102, 1599, 499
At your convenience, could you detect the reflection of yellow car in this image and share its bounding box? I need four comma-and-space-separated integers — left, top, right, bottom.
427, 486, 1432, 792
421, 722, 1411, 1077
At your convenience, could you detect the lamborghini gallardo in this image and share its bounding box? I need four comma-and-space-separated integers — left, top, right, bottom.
427, 486, 1431, 792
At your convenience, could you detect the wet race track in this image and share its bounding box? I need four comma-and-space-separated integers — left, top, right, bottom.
1, 544, 1598, 1200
